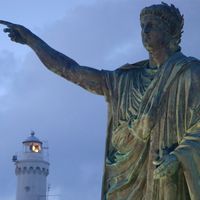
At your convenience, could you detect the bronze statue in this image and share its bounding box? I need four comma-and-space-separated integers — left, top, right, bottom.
1, 2, 200, 200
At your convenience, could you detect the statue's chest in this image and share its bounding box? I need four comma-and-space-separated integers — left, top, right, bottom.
113, 69, 155, 123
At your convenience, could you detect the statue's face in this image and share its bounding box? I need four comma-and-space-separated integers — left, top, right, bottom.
140, 15, 170, 52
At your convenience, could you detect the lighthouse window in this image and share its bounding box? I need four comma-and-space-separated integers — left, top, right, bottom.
30, 143, 41, 153
24, 186, 30, 192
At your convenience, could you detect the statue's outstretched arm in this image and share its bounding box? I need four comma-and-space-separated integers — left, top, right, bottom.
0, 20, 106, 95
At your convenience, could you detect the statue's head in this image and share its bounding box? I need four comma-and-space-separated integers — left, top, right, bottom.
140, 2, 184, 52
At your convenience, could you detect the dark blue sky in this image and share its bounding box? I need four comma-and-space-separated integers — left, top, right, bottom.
0, 1, 200, 199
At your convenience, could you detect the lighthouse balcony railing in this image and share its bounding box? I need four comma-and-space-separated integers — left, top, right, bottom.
13, 151, 49, 162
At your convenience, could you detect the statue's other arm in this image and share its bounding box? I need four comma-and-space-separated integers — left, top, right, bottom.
0, 20, 106, 95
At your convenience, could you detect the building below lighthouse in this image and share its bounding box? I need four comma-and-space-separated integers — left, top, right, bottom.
13, 132, 49, 200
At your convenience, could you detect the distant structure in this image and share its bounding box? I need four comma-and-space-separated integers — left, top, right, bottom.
13, 132, 49, 200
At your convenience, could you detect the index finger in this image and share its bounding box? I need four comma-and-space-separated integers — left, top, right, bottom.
0, 20, 15, 27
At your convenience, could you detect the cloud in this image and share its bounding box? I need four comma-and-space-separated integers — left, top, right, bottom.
1, 194, 15, 200
41, 0, 143, 67
0, 51, 20, 104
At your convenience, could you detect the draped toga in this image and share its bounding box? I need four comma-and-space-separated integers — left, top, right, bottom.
47, 51, 200, 200
100, 52, 200, 200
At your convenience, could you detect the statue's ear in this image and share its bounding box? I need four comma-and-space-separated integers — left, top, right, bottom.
169, 37, 180, 52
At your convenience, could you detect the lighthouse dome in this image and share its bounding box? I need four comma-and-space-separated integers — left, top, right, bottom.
23, 131, 42, 145
22, 132, 43, 153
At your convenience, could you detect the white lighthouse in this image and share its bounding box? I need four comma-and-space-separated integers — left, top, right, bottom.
13, 132, 49, 200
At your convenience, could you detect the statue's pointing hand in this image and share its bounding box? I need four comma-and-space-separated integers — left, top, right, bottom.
0, 20, 31, 44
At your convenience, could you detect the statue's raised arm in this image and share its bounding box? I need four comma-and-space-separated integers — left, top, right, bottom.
0, 20, 106, 95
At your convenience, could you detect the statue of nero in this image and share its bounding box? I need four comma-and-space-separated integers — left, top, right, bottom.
1, 2, 200, 200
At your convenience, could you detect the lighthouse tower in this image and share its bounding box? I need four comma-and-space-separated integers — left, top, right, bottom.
13, 132, 49, 200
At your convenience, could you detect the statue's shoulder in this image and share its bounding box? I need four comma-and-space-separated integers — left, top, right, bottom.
175, 53, 200, 80
186, 56, 200, 74
173, 52, 200, 74
187, 56, 200, 65
116, 60, 149, 71
185, 56, 200, 65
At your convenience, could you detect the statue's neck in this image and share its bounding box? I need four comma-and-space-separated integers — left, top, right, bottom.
149, 48, 175, 68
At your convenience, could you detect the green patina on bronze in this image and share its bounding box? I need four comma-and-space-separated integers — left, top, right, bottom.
0, 2, 200, 200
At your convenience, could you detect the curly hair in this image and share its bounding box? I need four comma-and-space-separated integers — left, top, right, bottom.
140, 2, 184, 51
